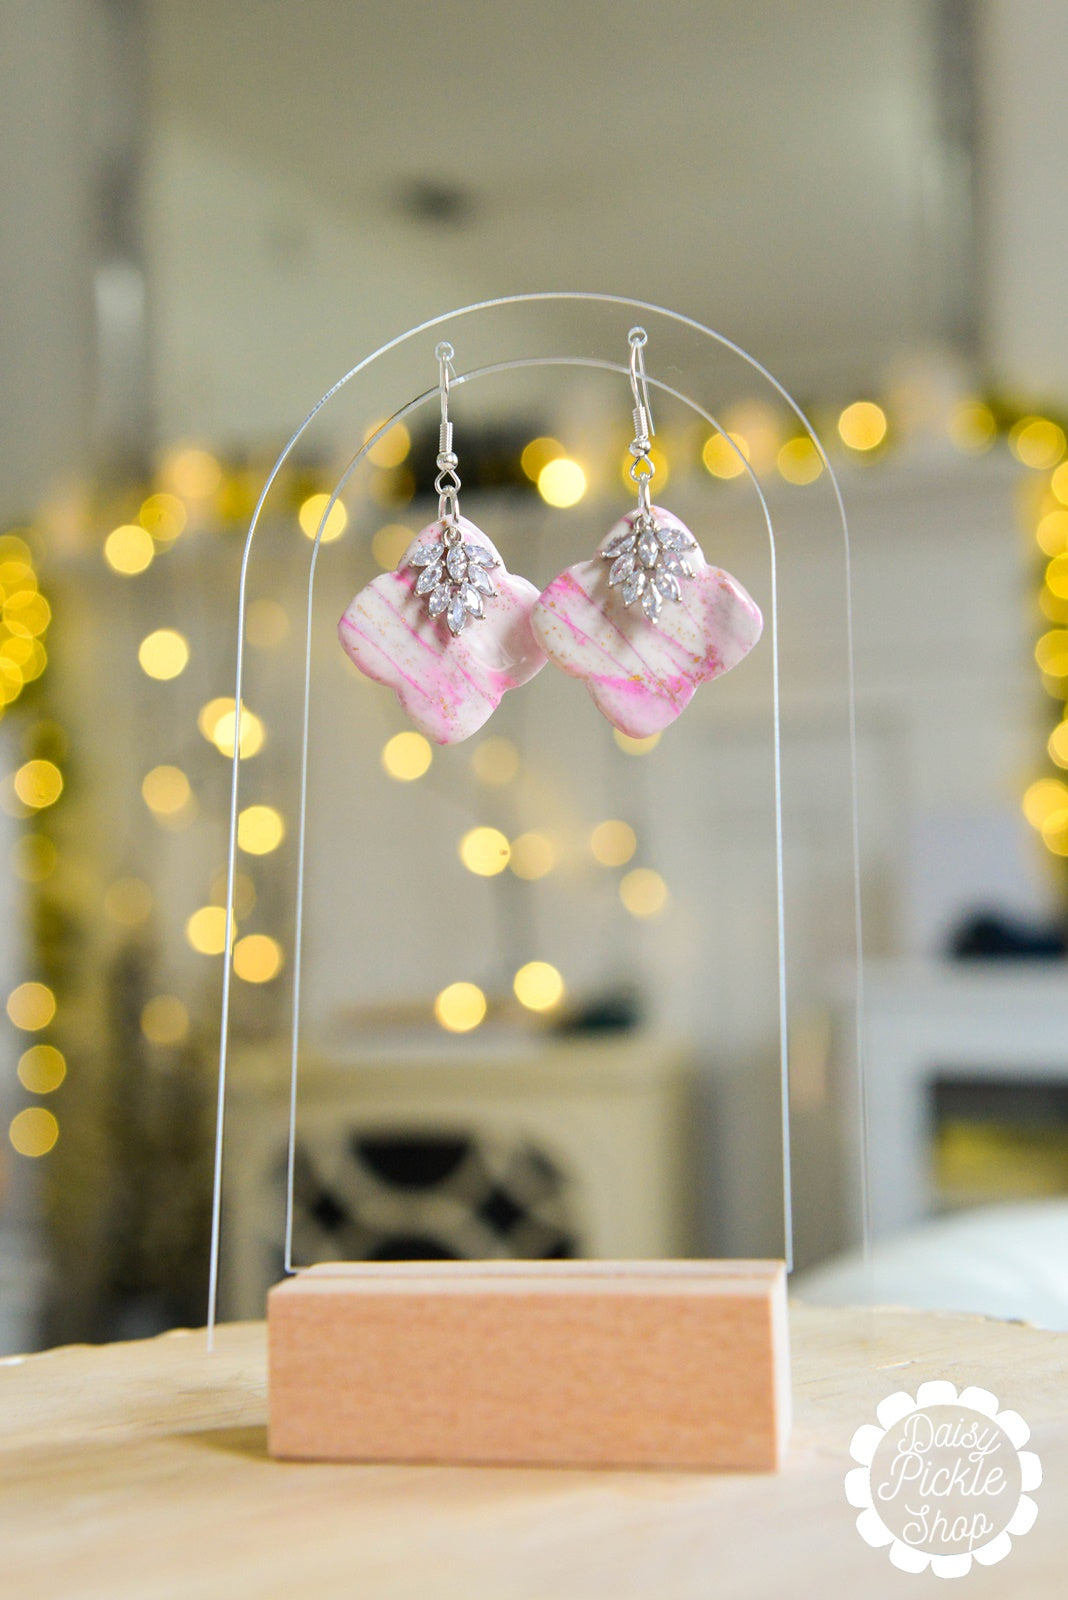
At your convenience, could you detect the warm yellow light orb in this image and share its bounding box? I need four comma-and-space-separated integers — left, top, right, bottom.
619, 867, 669, 919
777, 436, 823, 484
702, 432, 750, 479
947, 401, 996, 454
1022, 777, 1068, 827
837, 401, 887, 452
434, 981, 487, 1033
141, 995, 190, 1046
163, 447, 222, 499
13, 759, 63, 810
521, 437, 564, 482
141, 765, 191, 816
538, 458, 587, 508
104, 523, 154, 575
1048, 724, 1068, 770
509, 832, 556, 880
238, 805, 286, 854
590, 819, 637, 866
381, 730, 432, 781
371, 524, 414, 570
1009, 416, 1066, 470
9, 1107, 59, 1158
1036, 509, 1068, 557
232, 934, 284, 983
17, 1044, 66, 1094
513, 961, 565, 1012
298, 493, 348, 543
613, 729, 661, 756
211, 706, 265, 759
459, 826, 511, 876
6, 981, 56, 1031
185, 906, 230, 955
139, 492, 187, 542
1035, 629, 1068, 677
365, 420, 412, 468
138, 628, 189, 680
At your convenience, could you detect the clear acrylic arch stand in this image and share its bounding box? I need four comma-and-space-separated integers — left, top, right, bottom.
209, 292, 868, 1468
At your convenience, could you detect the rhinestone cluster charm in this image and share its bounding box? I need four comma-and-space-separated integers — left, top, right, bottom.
603, 511, 698, 624
408, 524, 500, 636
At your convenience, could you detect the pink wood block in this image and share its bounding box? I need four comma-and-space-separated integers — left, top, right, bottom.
268, 1259, 790, 1471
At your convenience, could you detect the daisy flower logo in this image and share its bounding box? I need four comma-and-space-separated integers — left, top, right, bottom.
845, 1380, 1042, 1578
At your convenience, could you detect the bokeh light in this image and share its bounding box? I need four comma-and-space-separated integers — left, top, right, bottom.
9, 1107, 59, 1158
702, 432, 750, 479
613, 729, 661, 756
947, 401, 996, 454
13, 759, 62, 811
104, 523, 154, 575
590, 819, 637, 866
209, 704, 266, 759
1022, 777, 1068, 827
139, 492, 187, 543
509, 832, 556, 880
1009, 417, 1066, 470
837, 401, 887, 451
459, 826, 511, 876
381, 730, 432, 781
513, 961, 565, 1012
777, 436, 824, 484
365, 420, 411, 468
521, 437, 563, 481
434, 981, 487, 1033
185, 905, 230, 955
1036, 510, 1068, 557
141, 995, 190, 1046
371, 524, 414, 570
238, 804, 285, 854
538, 458, 587, 507
162, 447, 222, 499
6, 981, 56, 1031
138, 628, 189, 680
142, 765, 192, 816
17, 1044, 66, 1094
1048, 723, 1068, 770
619, 867, 670, 919
298, 493, 348, 543
232, 934, 284, 983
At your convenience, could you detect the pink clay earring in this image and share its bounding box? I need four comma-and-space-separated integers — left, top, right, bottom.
338, 342, 547, 745
531, 327, 764, 739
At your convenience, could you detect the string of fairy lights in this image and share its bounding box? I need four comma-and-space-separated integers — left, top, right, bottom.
5, 387, 1066, 1162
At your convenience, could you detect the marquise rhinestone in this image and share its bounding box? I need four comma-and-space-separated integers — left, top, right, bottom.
637, 531, 660, 568
410, 543, 442, 567
603, 529, 637, 559
415, 564, 441, 595
621, 571, 646, 605
641, 583, 663, 621
447, 596, 467, 635
446, 545, 468, 582
465, 546, 496, 568
462, 584, 483, 617
609, 552, 636, 586
468, 564, 495, 597
428, 585, 450, 616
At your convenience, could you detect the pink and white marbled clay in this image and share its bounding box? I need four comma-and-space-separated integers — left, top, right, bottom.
338, 517, 547, 745
531, 507, 763, 738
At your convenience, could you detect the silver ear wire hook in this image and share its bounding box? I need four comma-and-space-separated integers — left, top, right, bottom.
627, 326, 655, 512
434, 340, 461, 524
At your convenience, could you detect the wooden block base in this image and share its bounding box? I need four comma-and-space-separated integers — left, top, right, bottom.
268, 1259, 790, 1471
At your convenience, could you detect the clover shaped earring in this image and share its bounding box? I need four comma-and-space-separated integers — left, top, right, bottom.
338, 342, 547, 744
531, 328, 763, 738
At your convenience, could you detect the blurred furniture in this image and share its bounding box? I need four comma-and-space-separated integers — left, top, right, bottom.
2, 1307, 1064, 1597
844, 962, 1068, 1238
222, 1030, 697, 1318
794, 1199, 1068, 1329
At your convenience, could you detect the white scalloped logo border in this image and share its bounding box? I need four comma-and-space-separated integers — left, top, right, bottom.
845, 1380, 1042, 1578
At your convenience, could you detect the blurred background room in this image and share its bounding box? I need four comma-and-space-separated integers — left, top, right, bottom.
2, 0, 1068, 1353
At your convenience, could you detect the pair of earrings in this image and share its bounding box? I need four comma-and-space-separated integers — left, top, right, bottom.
338, 330, 763, 744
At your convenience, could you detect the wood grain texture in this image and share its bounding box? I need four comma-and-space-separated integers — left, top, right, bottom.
267, 1261, 790, 1470
1, 1305, 1064, 1599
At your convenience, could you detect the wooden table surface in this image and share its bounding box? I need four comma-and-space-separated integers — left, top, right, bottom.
1, 1305, 1063, 1598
